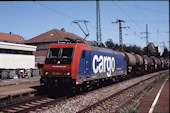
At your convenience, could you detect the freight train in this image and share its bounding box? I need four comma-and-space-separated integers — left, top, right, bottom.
40, 43, 169, 91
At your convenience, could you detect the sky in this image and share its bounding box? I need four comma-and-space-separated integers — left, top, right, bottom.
0, 1, 169, 54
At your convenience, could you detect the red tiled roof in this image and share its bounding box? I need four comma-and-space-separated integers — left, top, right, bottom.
25, 28, 93, 45
0, 32, 25, 43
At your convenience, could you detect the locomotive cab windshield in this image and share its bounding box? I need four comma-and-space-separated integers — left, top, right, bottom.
45, 48, 74, 64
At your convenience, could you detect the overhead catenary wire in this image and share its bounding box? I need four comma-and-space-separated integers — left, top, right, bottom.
132, 1, 169, 51
132, 1, 164, 44
112, 1, 168, 49
112, 1, 145, 32
124, 2, 169, 15
111, 1, 146, 45
35, 1, 115, 43
35, 2, 141, 45
34, 1, 168, 50
35, 2, 76, 20
122, 1, 169, 49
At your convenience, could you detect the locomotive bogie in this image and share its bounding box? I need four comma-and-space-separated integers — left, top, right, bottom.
40, 76, 75, 89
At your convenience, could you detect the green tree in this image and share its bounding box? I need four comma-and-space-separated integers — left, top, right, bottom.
105, 39, 144, 55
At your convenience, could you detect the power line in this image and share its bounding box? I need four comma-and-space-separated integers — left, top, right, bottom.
112, 1, 144, 31
35, 2, 135, 45
133, 1, 164, 43
123, 2, 169, 15
125, 20, 168, 24
35, 2, 106, 43
111, 1, 147, 46
35, 2, 75, 20
128, 1, 169, 48
112, 1, 168, 45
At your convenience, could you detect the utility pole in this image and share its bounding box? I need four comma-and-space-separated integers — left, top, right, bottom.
112, 19, 130, 51
72, 20, 89, 40
96, 0, 102, 46
141, 24, 150, 46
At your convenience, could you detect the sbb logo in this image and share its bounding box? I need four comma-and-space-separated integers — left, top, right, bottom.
92, 55, 115, 77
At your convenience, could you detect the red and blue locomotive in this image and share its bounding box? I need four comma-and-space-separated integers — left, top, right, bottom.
40, 43, 169, 91
40, 43, 127, 90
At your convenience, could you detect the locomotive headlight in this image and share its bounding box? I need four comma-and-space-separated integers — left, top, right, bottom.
67, 72, 71, 75
64, 72, 71, 76
45, 72, 50, 76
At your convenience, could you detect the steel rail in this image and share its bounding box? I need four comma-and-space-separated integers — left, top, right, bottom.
114, 75, 169, 113
0, 94, 66, 113
77, 70, 169, 113
0, 95, 48, 110
18, 96, 66, 113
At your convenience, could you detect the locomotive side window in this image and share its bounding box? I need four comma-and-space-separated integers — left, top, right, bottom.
82, 50, 86, 59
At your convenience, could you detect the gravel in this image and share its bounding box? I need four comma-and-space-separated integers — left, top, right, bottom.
87, 79, 155, 112
34, 71, 164, 113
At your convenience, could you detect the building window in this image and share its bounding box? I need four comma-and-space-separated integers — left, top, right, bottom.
0, 49, 33, 55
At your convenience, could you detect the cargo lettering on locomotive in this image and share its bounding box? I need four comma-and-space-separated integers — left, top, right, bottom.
92, 55, 115, 77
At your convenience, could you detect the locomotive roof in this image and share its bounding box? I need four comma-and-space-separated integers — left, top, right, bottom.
89, 45, 122, 55
48, 43, 123, 56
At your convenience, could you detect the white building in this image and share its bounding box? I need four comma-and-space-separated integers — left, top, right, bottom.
0, 41, 37, 79
0, 41, 36, 69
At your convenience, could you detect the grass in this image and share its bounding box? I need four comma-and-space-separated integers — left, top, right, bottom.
120, 105, 138, 113
120, 72, 168, 113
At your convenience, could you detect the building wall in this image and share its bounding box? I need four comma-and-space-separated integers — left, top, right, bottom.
35, 56, 46, 64
0, 53, 35, 69
0, 41, 36, 51
36, 43, 50, 50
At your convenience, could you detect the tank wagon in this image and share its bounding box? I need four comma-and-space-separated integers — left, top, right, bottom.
166, 59, 170, 68
151, 57, 161, 71
124, 52, 144, 76
142, 56, 155, 72
160, 58, 168, 69
40, 43, 169, 91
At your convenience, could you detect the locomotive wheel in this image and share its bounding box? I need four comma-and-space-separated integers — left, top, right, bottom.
79, 86, 83, 92
112, 77, 116, 83
77, 85, 83, 93
96, 79, 100, 88
70, 86, 77, 95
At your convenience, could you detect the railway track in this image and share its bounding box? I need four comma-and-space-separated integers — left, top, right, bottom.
0, 95, 66, 113
0, 70, 168, 113
77, 70, 168, 113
